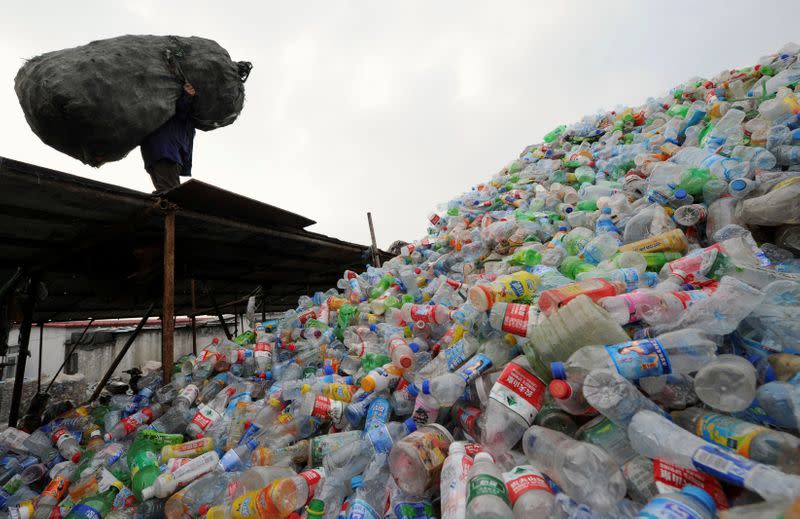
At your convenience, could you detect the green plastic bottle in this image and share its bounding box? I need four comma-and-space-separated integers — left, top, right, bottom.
640, 252, 683, 272
65, 480, 123, 518
543, 124, 566, 143
575, 199, 598, 212
361, 353, 391, 373
508, 248, 542, 267
127, 434, 161, 499
559, 256, 595, 279
369, 274, 394, 299
678, 168, 713, 196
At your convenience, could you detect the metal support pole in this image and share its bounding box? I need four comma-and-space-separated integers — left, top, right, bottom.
162, 208, 176, 384
206, 283, 233, 340
190, 280, 197, 355
367, 212, 381, 267
8, 278, 37, 427
86, 303, 155, 403
36, 322, 43, 393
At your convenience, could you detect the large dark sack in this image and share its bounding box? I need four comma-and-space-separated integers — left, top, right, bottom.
14, 35, 252, 166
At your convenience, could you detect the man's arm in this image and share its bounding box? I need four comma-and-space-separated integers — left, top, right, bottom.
175, 83, 196, 118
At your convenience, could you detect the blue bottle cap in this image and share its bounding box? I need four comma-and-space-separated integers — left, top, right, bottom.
421, 380, 431, 395
550, 362, 566, 380
407, 384, 419, 397
681, 485, 716, 515
323, 365, 334, 376
601, 207, 612, 214
674, 188, 688, 199
369, 324, 377, 332
344, 376, 354, 385
408, 342, 420, 353
404, 418, 418, 434
730, 179, 747, 192
351, 475, 364, 489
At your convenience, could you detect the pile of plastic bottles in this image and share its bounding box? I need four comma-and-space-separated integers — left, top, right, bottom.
4, 42, 800, 519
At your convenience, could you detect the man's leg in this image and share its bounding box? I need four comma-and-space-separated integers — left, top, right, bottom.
149, 160, 182, 194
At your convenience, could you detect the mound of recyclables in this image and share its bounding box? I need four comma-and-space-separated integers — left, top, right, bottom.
4, 42, 800, 519
14, 35, 248, 166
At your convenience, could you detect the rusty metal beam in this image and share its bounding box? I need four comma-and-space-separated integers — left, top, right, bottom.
162, 206, 176, 384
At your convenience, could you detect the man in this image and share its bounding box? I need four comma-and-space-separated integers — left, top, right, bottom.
140, 83, 196, 193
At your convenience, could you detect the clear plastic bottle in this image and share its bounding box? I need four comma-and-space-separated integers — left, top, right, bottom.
466, 452, 513, 519
441, 442, 472, 519
501, 465, 554, 519
389, 423, 454, 496
522, 425, 626, 511
673, 406, 800, 468
186, 386, 236, 439
550, 329, 716, 383
628, 410, 800, 501
480, 356, 547, 466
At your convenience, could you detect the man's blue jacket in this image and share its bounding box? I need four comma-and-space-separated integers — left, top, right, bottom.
140, 92, 195, 176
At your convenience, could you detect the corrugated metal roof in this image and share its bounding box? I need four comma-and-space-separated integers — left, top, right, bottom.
0, 156, 390, 321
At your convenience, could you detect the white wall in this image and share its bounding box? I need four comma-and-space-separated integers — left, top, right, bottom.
7, 324, 229, 384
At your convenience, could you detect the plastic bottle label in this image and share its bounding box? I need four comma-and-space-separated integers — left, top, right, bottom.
403, 428, 450, 474
365, 424, 395, 454
40, 474, 68, 501
393, 500, 436, 519
696, 413, 767, 457
309, 431, 361, 466
311, 395, 344, 422
409, 305, 436, 324
232, 489, 267, 518
501, 303, 531, 336
455, 405, 481, 439
299, 468, 324, 500
502, 465, 551, 506
67, 504, 103, 519
365, 397, 391, 427
191, 404, 221, 431
636, 497, 705, 519
455, 353, 493, 384
444, 340, 472, 371
412, 395, 440, 425
691, 444, 765, 487
467, 474, 510, 505
653, 459, 727, 511
489, 362, 546, 425
165, 457, 191, 473
605, 339, 672, 380
348, 498, 381, 519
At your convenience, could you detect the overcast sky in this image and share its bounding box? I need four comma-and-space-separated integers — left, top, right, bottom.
2, 1, 799, 248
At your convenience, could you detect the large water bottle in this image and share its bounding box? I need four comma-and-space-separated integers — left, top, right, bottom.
550, 329, 716, 383
521, 425, 626, 511
627, 410, 800, 500
465, 452, 513, 519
